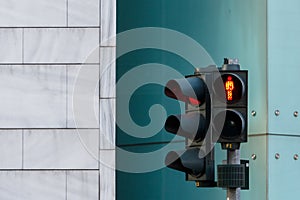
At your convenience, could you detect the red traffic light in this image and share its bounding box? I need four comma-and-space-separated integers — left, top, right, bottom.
215, 73, 245, 104
222, 74, 244, 103
225, 76, 234, 101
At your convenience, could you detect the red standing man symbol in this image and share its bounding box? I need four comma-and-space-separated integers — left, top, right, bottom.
225, 76, 234, 101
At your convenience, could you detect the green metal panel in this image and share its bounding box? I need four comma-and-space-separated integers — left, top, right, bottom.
117, 0, 267, 146
160, 0, 267, 135
268, 135, 300, 199
117, 0, 195, 146
117, 0, 269, 199
268, 0, 300, 135
116, 49, 191, 146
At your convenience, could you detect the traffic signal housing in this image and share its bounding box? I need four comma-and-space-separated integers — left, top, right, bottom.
212, 64, 248, 150
164, 73, 216, 187
163, 61, 248, 187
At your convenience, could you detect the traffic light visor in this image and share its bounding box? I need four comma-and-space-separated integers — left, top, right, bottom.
165, 113, 207, 142
165, 77, 206, 106
165, 148, 205, 177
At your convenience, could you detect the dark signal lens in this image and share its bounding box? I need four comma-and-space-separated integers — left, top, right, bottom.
213, 110, 245, 140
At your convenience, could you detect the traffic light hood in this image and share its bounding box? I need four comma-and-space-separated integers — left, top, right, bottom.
165, 148, 205, 178
164, 77, 206, 106
165, 112, 207, 142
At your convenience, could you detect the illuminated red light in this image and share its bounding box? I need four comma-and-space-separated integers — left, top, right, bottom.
189, 97, 201, 106
225, 76, 234, 101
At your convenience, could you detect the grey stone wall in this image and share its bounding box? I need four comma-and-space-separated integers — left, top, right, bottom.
0, 0, 115, 199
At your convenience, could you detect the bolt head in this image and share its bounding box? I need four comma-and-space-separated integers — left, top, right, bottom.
275, 110, 280, 116
294, 154, 299, 160
294, 111, 298, 117
275, 153, 280, 159
251, 154, 257, 160
251, 110, 256, 117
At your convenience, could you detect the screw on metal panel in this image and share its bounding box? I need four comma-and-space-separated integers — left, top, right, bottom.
294, 154, 299, 160
275, 110, 280, 116
294, 111, 298, 117
275, 153, 280, 159
251, 154, 257, 160
251, 110, 256, 117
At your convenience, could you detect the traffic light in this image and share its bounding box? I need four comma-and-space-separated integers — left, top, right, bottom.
164, 59, 248, 187
164, 73, 216, 187
213, 60, 248, 150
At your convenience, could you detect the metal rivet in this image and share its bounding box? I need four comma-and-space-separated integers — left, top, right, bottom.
275, 153, 280, 159
251, 110, 256, 117
275, 110, 280, 116
251, 154, 257, 160
294, 154, 299, 160
294, 111, 298, 117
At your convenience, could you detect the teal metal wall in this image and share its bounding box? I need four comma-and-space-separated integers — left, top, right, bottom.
268, 0, 300, 135
267, 1, 300, 199
117, 0, 300, 199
